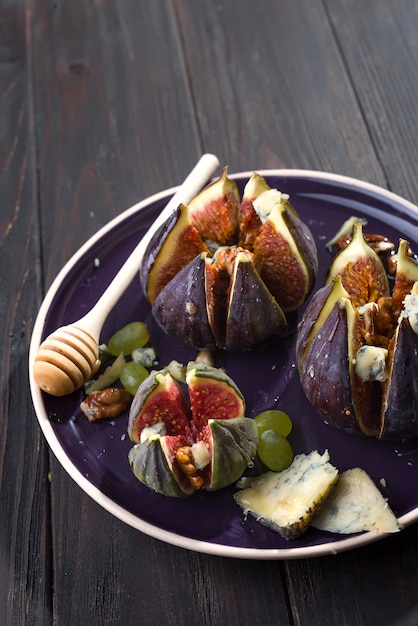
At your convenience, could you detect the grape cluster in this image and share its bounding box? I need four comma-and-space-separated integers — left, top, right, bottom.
253, 410, 294, 472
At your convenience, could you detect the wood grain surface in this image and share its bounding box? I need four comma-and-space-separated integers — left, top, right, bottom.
1, 1, 418, 624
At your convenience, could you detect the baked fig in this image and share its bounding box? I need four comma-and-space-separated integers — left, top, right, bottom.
127, 362, 258, 497
325, 221, 390, 306
152, 246, 287, 350
297, 221, 418, 441
140, 203, 210, 305
238, 172, 270, 249
379, 283, 418, 440
296, 276, 381, 436
188, 166, 241, 247
140, 169, 318, 350
222, 250, 287, 350
152, 252, 217, 350
251, 189, 318, 312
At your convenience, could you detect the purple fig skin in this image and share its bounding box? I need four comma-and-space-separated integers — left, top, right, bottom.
379, 318, 418, 441
297, 300, 362, 435
224, 255, 287, 351
128, 439, 193, 497
140, 206, 181, 296
296, 282, 334, 366
152, 254, 217, 350
286, 210, 318, 290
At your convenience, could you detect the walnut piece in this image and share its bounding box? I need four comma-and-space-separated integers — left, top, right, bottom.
80, 387, 131, 421
175, 446, 204, 489
363, 297, 398, 348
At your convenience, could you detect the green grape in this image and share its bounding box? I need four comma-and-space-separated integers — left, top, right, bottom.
108, 321, 150, 356
254, 409, 292, 438
257, 430, 294, 472
119, 361, 149, 395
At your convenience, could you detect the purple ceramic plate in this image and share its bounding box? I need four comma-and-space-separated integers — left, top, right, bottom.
29, 170, 418, 559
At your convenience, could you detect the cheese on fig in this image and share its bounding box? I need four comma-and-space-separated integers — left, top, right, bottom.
252, 189, 290, 223
401, 291, 418, 334
354, 345, 388, 382
191, 441, 211, 470
140, 422, 167, 443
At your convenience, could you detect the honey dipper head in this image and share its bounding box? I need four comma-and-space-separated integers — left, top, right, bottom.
33, 326, 99, 396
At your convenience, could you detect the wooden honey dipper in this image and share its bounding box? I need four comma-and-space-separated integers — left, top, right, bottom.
32, 154, 220, 396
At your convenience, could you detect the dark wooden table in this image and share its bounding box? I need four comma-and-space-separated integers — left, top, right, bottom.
2, 1, 418, 624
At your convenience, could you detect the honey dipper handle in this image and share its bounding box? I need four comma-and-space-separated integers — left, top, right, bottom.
78, 153, 220, 337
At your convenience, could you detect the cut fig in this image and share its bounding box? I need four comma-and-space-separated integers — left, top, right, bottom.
140, 169, 318, 351
152, 245, 287, 351
379, 284, 418, 440
152, 253, 217, 350
297, 223, 418, 441
325, 222, 389, 306
127, 369, 191, 444
238, 172, 270, 249
127, 363, 258, 497
391, 239, 418, 308
296, 277, 381, 436
129, 435, 194, 498
224, 251, 287, 351
188, 166, 241, 247
141, 203, 210, 305
251, 189, 318, 312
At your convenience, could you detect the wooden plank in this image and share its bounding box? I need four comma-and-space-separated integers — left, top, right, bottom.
286, 526, 418, 626
173, 0, 387, 186
0, 2, 51, 624
30, 0, 203, 285
325, 0, 418, 204
48, 475, 291, 625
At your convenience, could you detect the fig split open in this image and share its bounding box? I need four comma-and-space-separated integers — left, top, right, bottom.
296, 222, 418, 441
127, 362, 258, 497
140, 168, 318, 350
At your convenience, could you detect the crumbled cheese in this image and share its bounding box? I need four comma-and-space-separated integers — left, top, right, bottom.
355, 345, 388, 382
401, 293, 418, 334
131, 346, 159, 368
191, 442, 211, 470
357, 301, 378, 316
140, 422, 167, 443
252, 189, 289, 224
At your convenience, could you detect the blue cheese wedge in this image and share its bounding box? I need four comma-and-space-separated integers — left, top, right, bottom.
311, 467, 400, 534
235, 450, 338, 539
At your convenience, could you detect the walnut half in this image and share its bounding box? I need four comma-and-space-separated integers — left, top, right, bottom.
80, 387, 131, 421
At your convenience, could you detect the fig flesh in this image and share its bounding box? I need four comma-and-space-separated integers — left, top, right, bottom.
251, 190, 318, 312
297, 222, 418, 441
127, 362, 258, 497
140, 169, 318, 350
188, 166, 241, 247
141, 204, 210, 305
326, 221, 390, 306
